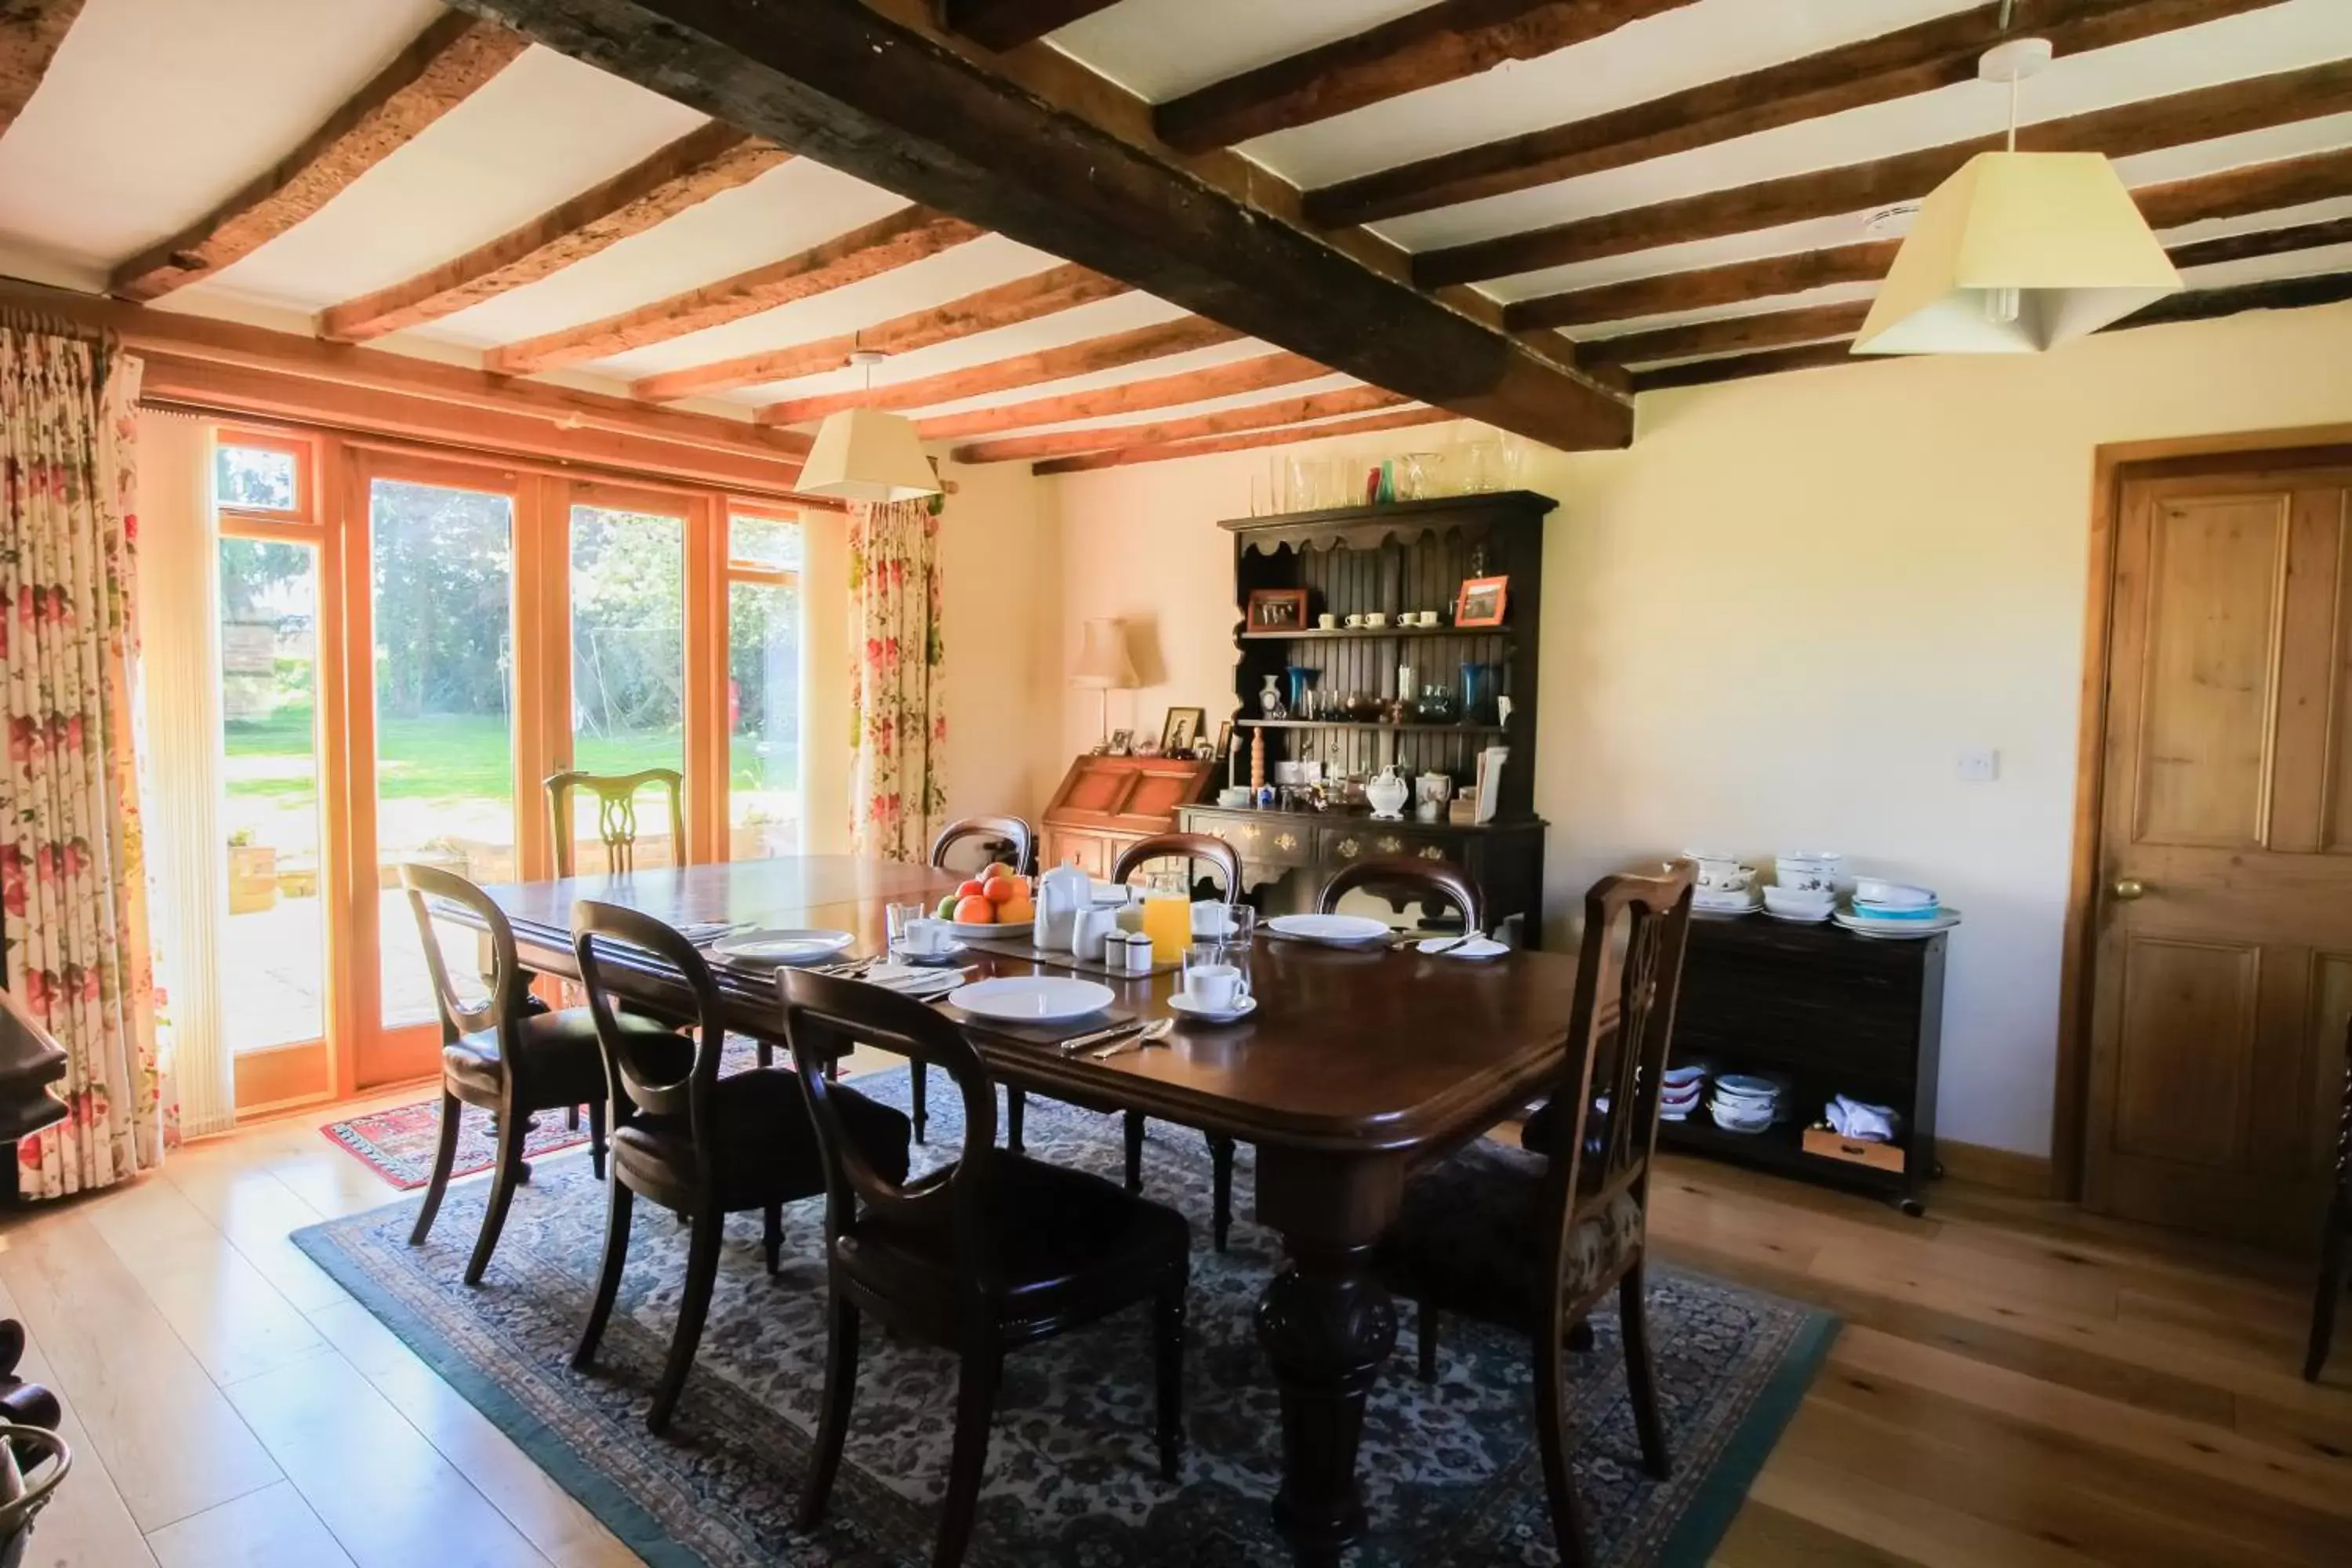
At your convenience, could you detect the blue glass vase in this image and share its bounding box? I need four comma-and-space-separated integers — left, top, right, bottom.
1458, 662, 1498, 726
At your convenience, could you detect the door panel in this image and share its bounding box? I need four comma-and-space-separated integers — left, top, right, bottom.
2132, 495, 2285, 849
2088, 467, 2352, 1246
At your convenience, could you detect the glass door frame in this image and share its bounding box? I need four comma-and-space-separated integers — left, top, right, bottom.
720, 504, 804, 861
214, 427, 353, 1112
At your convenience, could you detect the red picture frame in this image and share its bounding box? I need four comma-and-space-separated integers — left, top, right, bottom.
1454, 575, 1508, 628
1246, 588, 1309, 632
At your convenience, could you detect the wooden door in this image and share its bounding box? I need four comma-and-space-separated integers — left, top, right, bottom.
2085, 466, 2352, 1247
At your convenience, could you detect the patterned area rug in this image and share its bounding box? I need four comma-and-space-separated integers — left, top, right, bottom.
294, 1069, 1833, 1566
322, 1097, 593, 1189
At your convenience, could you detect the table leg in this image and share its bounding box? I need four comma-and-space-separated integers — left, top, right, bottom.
1252, 1146, 1404, 1566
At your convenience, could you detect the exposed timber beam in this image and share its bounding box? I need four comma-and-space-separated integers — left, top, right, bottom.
0, 0, 85, 137
1415, 58, 2352, 287
951, 384, 1403, 463
1154, 1, 1694, 154
321, 122, 787, 342
488, 205, 982, 375
1308, 0, 2280, 227
110, 13, 528, 302
1588, 302, 1870, 368
630, 263, 1128, 402
941, 1, 1123, 51
450, 0, 1632, 450
1626, 271, 2352, 392
1033, 407, 1455, 474
1508, 144, 2352, 331
913, 352, 1329, 441
757, 314, 1245, 425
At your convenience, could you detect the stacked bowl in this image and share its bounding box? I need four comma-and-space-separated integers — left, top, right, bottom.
1708, 1073, 1783, 1134
1835, 879, 1961, 938
1762, 851, 1841, 923
1661, 1063, 1707, 1121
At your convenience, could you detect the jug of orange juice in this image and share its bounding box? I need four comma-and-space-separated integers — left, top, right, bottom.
1138, 870, 1192, 963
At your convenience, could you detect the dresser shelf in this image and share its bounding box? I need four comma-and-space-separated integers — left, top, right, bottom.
1240, 626, 1515, 643
1238, 717, 1509, 735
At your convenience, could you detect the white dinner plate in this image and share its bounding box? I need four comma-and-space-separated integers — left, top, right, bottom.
710, 928, 855, 967
1265, 913, 1391, 946
1167, 991, 1258, 1022
946, 976, 1115, 1023
1834, 909, 1962, 939
1763, 906, 1835, 924
1417, 935, 1509, 960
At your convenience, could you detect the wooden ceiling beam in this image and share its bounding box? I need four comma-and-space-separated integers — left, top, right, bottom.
1416, 58, 2352, 287
1588, 302, 1870, 368
631, 263, 1129, 401
320, 122, 788, 342
1308, 0, 2280, 228
914, 352, 1329, 440
1033, 406, 1454, 474
1625, 270, 2352, 391
953, 385, 1406, 463
756, 314, 1244, 424
940, 1, 1123, 51
488, 205, 982, 375
456, 0, 1630, 450
1154, 0, 1695, 154
109, 13, 528, 302
1508, 143, 2352, 330
0, 0, 85, 138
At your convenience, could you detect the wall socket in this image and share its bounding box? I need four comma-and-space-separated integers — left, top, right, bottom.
1956, 747, 2000, 782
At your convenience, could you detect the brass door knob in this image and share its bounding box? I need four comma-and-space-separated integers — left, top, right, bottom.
2111, 878, 2147, 901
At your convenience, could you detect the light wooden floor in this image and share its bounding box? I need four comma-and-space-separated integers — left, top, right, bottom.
2, 1090, 2347, 1567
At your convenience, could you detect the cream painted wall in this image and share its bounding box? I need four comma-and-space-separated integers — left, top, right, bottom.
1038, 300, 2352, 1157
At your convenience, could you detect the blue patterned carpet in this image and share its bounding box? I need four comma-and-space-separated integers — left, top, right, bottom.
293, 1069, 1832, 1566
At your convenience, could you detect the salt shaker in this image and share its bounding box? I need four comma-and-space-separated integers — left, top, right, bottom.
1112, 931, 1154, 976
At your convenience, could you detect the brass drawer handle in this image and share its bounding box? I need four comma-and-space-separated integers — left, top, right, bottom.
1376, 835, 1402, 854
1239, 825, 1260, 844
1417, 845, 1446, 861
1276, 832, 1298, 851
1338, 837, 1361, 859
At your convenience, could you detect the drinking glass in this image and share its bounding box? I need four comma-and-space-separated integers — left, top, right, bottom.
886, 901, 928, 953
1181, 941, 1252, 1011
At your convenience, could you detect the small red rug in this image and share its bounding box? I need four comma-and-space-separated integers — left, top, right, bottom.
322, 1099, 593, 1190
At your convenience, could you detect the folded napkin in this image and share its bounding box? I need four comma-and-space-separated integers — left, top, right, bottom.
865, 964, 965, 1001
1827, 1094, 1901, 1142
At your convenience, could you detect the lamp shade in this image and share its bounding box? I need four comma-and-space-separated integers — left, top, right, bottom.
797, 407, 942, 503
1071, 618, 1138, 689
1853, 151, 2181, 355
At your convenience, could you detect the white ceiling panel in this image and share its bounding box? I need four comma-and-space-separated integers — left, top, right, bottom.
897, 338, 1279, 421
1049, 0, 1430, 102
0, 0, 445, 272
951, 372, 1367, 442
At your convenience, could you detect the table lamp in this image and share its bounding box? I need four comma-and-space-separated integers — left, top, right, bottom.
1072, 618, 1138, 750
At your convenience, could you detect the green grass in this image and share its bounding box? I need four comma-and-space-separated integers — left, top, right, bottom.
224, 706, 795, 803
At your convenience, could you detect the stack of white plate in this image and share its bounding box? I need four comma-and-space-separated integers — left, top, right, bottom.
1708, 1073, 1782, 1134
1833, 879, 1962, 938
1691, 886, 1761, 916
1661, 1063, 1707, 1121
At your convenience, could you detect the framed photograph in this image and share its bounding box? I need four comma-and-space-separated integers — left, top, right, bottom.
1160, 706, 1206, 756
1245, 588, 1309, 633
1213, 719, 1234, 760
1454, 574, 1509, 628
1106, 728, 1134, 757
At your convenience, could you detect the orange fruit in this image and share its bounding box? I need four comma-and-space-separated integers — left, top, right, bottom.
982, 861, 1016, 882
956, 878, 989, 900
953, 895, 994, 924
998, 895, 1034, 924
983, 876, 1021, 905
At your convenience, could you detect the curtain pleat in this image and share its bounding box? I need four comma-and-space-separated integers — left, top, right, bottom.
847, 499, 946, 862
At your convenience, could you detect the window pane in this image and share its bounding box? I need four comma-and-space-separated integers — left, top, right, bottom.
218, 539, 324, 1052
728, 514, 800, 571
370, 479, 516, 1030
728, 576, 800, 858
572, 506, 685, 869
216, 444, 298, 512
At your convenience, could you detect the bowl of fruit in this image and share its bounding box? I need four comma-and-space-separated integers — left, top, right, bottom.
938, 862, 1035, 938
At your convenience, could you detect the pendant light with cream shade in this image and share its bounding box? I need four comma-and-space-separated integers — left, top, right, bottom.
797, 345, 944, 503
1852, 34, 2181, 356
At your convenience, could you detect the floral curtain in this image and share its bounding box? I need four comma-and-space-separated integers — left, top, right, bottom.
848, 497, 946, 862
0, 327, 170, 1198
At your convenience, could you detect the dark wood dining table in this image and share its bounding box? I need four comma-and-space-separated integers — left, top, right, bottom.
478, 855, 1581, 1566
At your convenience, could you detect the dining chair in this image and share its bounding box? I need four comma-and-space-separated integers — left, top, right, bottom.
779, 967, 1189, 1568
1374, 862, 1696, 1566
569, 901, 912, 1433
1317, 855, 1486, 935
401, 864, 646, 1286
1112, 832, 1246, 1249
547, 768, 687, 877
921, 815, 1039, 1149
2308, 1021, 2350, 1381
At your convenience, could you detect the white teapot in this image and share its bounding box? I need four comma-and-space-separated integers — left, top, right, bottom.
1366, 765, 1410, 822
1034, 858, 1094, 951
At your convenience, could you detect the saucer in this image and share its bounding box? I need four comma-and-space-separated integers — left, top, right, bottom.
890, 940, 967, 966
1167, 991, 1256, 1022
1416, 935, 1508, 960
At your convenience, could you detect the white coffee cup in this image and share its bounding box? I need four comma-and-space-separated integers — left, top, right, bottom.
902, 916, 952, 955
1364, 612, 1388, 627
1185, 961, 1249, 1012
1316, 613, 1337, 630
1345, 613, 1364, 628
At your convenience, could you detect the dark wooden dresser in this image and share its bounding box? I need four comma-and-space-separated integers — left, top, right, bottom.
1664, 915, 1945, 1212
